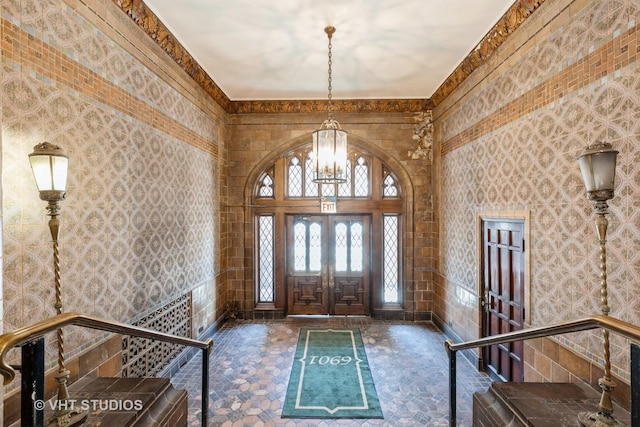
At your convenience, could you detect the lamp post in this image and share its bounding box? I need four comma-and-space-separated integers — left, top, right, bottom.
28, 142, 88, 426
576, 141, 621, 427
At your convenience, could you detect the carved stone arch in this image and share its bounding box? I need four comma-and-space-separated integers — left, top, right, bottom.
243, 132, 415, 318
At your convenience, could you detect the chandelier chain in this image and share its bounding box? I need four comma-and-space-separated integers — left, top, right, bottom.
325, 26, 335, 120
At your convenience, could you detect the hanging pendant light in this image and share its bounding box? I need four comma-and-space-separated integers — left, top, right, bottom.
312, 26, 347, 184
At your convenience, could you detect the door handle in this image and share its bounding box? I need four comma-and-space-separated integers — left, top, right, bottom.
482, 289, 490, 313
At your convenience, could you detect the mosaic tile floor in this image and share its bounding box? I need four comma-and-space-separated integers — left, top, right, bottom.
170, 318, 492, 426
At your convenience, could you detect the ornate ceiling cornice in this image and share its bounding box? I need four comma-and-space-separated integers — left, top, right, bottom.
232, 99, 434, 114
431, 0, 546, 106
113, 0, 543, 114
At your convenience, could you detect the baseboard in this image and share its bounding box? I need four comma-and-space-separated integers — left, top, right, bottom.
432, 313, 483, 370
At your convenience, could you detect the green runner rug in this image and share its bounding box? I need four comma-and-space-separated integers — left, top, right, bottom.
282, 328, 383, 419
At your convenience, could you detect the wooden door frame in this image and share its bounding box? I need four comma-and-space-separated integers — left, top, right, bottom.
245, 136, 414, 320
284, 214, 372, 316
476, 211, 531, 370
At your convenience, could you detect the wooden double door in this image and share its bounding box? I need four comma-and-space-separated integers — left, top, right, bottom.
286, 214, 371, 315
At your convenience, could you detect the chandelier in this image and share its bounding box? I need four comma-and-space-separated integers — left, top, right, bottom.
312, 26, 347, 183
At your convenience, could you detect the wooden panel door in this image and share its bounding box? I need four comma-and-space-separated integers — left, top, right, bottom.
330, 216, 370, 315
482, 219, 525, 382
286, 215, 371, 315
286, 216, 328, 315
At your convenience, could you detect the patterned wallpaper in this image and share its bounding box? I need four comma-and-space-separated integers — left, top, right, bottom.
438, 0, 640, 378
1, 0, 220, 364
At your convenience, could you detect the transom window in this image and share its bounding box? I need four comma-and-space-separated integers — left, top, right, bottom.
253, 144, 404, 313
281, 149, 371, 198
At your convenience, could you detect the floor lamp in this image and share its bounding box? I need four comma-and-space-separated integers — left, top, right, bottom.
29, 142, 88, 426
576, 141, 621, 427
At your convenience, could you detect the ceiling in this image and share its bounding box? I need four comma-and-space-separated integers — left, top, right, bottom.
143, 0, 515, 101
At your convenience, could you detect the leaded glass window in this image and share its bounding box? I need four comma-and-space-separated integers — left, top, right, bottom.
337, 159, 352, 197
305, 153, 319, 197
258, 215, 274, 302
288, 156, 302, 197
350, 222, 363, 272
335, 222, 348, 272
294, 220, 322, 272
354, 156, 369, 197
257, 169, 274, 198
383, 214, 399, 303
334, 221, 363, 273
322, 183, 335, 197
383, 173, 398, 197
309, 223, 322, 271
294, 222, 306, 271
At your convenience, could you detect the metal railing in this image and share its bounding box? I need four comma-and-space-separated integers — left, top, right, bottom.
0, 312, 213, 426
444, 314, 640, 426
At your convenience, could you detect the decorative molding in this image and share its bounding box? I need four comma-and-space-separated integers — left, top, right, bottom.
113, 0, 543, 113
232, 98, 433, 114
409, 110, 433, 161
431, 0, 546, 106
113, 0, 232, 111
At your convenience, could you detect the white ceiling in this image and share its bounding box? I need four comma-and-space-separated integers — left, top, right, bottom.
143, 0, 515, 101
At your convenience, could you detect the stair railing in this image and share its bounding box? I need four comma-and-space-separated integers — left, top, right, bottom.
0, 312, 213, 426
445, 314, 640, 426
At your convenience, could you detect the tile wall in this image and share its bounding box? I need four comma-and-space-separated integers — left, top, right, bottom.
0, 0, 223, 414
435, 0, 640, 400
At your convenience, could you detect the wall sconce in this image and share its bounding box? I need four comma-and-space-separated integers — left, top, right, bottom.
28, 142, 88, 425
576, 141, 620, 427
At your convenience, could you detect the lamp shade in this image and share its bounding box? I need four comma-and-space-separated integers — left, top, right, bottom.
28, 142, 69, 202
312, 122, 347, 183
577, 141, 618, 202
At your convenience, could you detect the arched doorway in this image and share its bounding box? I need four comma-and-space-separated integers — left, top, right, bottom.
247, 138, 413, 318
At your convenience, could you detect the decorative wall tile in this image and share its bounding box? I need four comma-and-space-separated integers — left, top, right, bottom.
1, 0, 220, 372
438, 0, 640, 380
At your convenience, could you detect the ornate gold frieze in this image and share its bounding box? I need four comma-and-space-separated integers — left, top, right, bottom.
113, 0, 542, 113
231, 99, 433, 114
431, 0, 546, 105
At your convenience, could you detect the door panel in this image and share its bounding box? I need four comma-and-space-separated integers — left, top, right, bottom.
287, 217, 328, 314
482, 219, 525, 382
286, 215, 370, 315
332, 217, 370, 315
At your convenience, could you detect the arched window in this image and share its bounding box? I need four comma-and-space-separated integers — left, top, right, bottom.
383, 169, 400, 198
277, 149, 371, 199
253, 145, 405, 315
257, 167, 274, 198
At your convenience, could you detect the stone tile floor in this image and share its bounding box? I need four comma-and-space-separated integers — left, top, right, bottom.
170, 317, 492, 426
